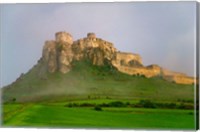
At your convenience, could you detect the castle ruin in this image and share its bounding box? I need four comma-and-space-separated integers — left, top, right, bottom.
41, 31, 196, 85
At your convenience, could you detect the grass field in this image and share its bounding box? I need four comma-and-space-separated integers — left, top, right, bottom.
2, 101, 195, 130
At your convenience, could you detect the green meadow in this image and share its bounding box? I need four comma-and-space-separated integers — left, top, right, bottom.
2, 101, 195, 129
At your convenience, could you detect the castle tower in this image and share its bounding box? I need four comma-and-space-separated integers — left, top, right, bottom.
55, 31, 73, 44
87, 33, 96, 39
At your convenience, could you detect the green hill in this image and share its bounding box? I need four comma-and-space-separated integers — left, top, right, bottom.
2, 59, 194, 103
1, 32, 196, 129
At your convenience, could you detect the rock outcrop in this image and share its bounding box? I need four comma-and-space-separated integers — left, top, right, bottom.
40, 31, 195, 85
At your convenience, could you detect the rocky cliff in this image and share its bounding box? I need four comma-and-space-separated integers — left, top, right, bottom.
40, 31, 195, 85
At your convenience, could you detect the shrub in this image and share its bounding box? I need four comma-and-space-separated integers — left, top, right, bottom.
80, 103, 95, 107
12, 98, 16, 103
125, 102, 130, 106
166, 103, 177, 109
64, 103, 79, 107
64, 103, 73, 107
154, 103, 165, 108
155, 102, 177, 109
108, 101, 125, 107
137, 100, 156, 108
65, 103, 73, 107
140, 75, 146, 78
177, 103, 194, 110
94, 106, 102, 111
99, 103, 110, 107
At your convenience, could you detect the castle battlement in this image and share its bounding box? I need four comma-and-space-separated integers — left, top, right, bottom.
55, 31, 73, 44
87, 33, 96, 39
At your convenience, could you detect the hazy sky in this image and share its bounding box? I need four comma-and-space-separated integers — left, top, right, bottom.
0, 2, 197, 87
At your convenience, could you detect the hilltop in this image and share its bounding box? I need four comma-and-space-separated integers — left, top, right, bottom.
2, 32, 195, 103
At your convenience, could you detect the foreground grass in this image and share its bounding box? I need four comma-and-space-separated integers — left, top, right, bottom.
2, 103, 195, 130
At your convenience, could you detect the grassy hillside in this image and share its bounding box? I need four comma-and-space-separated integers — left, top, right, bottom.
2, 59, 194, 103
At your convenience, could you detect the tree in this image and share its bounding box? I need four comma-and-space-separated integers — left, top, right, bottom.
12, 98, 16, 102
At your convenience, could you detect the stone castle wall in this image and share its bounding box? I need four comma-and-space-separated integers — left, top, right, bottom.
114, 52, 142, 65
113, 65, 161, 78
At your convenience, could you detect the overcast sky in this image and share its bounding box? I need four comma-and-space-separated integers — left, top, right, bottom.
0, 2, 197, 87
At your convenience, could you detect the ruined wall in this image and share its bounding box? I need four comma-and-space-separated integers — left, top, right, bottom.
173, 76, 195, 85
160, 69, 195, 84
113, 65, 161, 78
111, 51, 143, 69
161, 69, 186, 77
115, 52, 142, 64
163, 75, 195, 85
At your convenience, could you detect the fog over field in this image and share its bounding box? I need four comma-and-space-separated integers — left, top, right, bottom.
0, 2, 197, 87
